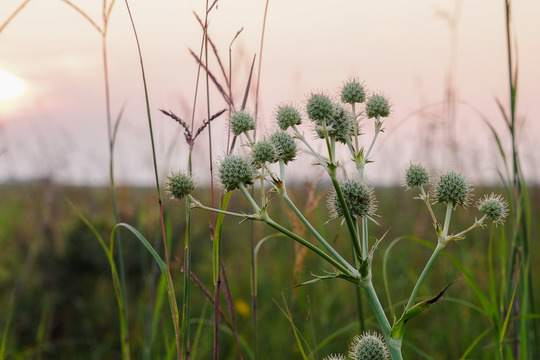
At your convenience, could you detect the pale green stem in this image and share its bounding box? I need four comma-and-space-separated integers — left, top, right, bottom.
442, 202, 454, 238
362, 217, 369, 260
352, 102, 359, 151
291, 125, 329, 172
420, 186, 438, 227
405, 241, 445, 310
365, 116, 381, 160
453, 214, 487, 239
280, 188, 357, 275
238, 183, 261, 213
188, 195, 257, 219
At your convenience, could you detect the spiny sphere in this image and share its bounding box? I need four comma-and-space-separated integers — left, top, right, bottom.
230, 110, 255, 136
269, 131, 297, 164
341, 79, 366, 105
349, 332, 390, 360
477, 193, 509, 225
218, 154, 254, 191
330, 179, 376, 218
167, 171, 195, 200
404, 163, 429, 188
306, 93, 334, 122
276, 104, 302, 130
323, 354, 346, 360
365, 94, 391, 118
434, 170, 470, 206
252, 139, 278, 165
313, 102, 355, 143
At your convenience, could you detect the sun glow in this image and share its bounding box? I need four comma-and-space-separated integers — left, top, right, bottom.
0, 70, 25, 101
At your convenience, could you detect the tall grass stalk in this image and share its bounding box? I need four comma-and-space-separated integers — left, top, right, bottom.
123, 1, 181, 358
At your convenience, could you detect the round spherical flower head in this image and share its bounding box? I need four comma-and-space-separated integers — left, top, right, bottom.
252, 139, 278, 165
477, 193, 509, 225
314, 103, 355, 143
218, 154, 255, 191
323, 354, 346, 360
230, 110, 256, 136
276, 104, 302, 130
366, 94, 391, 119
306, 93, 334, 122
404, 163, 429, 188
341, 79, 366, 105
329, 178, 377, 219
269, 131, 297, 164
349, 332, 390, 360
166, 171, 195, 200
433, 170, 471, 207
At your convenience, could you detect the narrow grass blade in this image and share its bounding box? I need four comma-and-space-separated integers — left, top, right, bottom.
0, 291, 15, 360
213, 191, 232, 285
241, 55, 256, 111
460, 327, 492, 359
500, 269, 520, 344
273, 295, 311, 360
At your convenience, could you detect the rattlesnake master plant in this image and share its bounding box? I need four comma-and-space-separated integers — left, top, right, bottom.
168, 78, 509, 359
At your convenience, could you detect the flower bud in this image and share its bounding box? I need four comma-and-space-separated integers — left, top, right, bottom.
276, 104, 302, 130
306, 93, 334, 122
218, 154, 255, 191
477, 193, 509, 225
349, 332, 390, 360
323, 354, 346, 360
329, 178, 377, 219
433, 170, 471, 207
341, 78, 366, 105
269, 131, 297, 164
404, 163, 429, 188
313, 102, 355, 143
230, 110, 255, 136
166, 171, 195, 200
366, 94, 391, 118
252, 139, 278, 165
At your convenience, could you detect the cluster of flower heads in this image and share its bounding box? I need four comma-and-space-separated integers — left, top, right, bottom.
403, 163, 509, 225
323, 331, 390, 360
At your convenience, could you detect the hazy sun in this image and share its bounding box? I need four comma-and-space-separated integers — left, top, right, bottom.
0, 70, 25, 101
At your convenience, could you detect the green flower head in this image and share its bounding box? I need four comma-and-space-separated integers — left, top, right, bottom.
218, 154, 255, 191
166, 171, 195, 200
306, 93, 334, 122
433, 170, 471, 207
349, 332, 390, 360
404, 163, 430, 189
329, 178, 377, 219
276, 104, 302, 130
269, 131, 297, 164
230, 110, 255, 136
477, 193, 509, 225
312, 102, 355, 143
341, 78, 366, 105
323, 354, 346, 360
252, 139, 278, 165
366, 93, 391, 119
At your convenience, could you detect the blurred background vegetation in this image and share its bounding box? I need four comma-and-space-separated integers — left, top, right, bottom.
1, 179, 537, 359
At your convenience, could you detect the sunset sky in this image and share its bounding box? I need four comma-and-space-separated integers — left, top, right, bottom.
1, 0, 539, 185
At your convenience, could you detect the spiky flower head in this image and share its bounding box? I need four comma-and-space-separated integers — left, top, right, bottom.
218, 154, 255, 191
433, 170, 471, 207
341, 78, 366, 105
306, 93, 334, 122
365, 94, 391, 119
329, 178, 377, 219
276, 104, 302, 130
404, 163, 430, 189
252, 139, 278, 165
166, 170, 195, 200
312, 102, 355, 143
323, 354, 346, 360
269, 131, 297, 164
349, 332, 390, 360
230, 110, 255, 136
477, 193, 509, 225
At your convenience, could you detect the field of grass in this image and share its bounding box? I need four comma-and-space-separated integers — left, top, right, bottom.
0, 181, 537, 359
